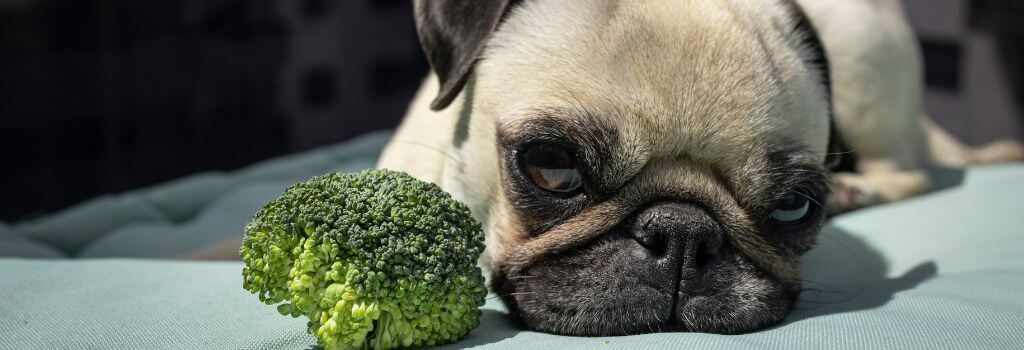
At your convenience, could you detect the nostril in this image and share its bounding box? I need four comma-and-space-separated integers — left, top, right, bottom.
702, 229, 724, 256
679, 235, 710, 281
689, 237, 718, 277
685, 222, 723, 272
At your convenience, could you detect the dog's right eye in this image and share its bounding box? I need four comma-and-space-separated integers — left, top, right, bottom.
521, 144, 582, 193
767, 187, 819, 226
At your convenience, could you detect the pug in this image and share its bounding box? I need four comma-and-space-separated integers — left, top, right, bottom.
376, 0, 1024, 335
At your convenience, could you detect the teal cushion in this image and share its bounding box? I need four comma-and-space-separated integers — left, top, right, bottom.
76, 182, 292, 258
0, 224, 66, 258
0, 260, 314, 349
3, 130, 391, 258
2, 129, 1023, 349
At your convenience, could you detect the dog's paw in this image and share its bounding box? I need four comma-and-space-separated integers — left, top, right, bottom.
828, 173, 886, 214
971, 140, 1024, 163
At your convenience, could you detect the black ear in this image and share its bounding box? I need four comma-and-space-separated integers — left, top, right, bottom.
824, 120, 846, 170
782, 1, 844, 170
414, 0, 517, 111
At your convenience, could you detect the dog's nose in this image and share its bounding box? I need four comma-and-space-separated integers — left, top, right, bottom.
630, 201, 724, 277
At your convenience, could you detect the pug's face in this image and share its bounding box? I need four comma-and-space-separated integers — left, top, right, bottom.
415, 0, 836, 335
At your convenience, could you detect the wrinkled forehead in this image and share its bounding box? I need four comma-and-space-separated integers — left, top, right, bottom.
476, 0, 830, 174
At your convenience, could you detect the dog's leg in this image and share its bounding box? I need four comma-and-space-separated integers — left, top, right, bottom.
830, 113, 1023, 214
829, 112, 1023, 214
829, 166, 930, 214
804, 0, 1022, 213
921, 116, 1024, 166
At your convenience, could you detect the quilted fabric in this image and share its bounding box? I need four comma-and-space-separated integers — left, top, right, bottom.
2, 130, 392, 258
2, 130, 1023, 349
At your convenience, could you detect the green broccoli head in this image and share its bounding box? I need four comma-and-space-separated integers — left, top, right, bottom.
241, 169, 487, 350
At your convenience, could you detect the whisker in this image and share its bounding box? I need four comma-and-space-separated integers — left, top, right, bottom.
799, 287, 845, 295
508, 292, 537, 296
795, 290, 861, 306
383, 138, 491, 201
559, 82, 597, 121
799, 278, 839, 287
388, 139, 465, 166
823, 150, 856, 156
820, 232, 875, 278
795, 190, 825, 209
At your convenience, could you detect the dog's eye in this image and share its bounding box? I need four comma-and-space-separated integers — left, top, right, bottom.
769, 191, 813, 224
521, 144, 582, 193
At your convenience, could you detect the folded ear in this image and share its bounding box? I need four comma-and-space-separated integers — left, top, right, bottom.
781, 1, 843, 169
414, 0, 517, 111
825, 120, 847, 170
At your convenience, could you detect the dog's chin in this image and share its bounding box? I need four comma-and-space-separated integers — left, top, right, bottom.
494, 233, 793, 336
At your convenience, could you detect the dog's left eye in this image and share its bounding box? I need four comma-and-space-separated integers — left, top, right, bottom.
769, 191, 813, 224
521, 144, 582, 193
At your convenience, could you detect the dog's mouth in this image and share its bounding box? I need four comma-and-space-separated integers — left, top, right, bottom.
492, 202, 794, 336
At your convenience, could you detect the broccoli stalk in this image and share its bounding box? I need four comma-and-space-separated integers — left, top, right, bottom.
241, 169, 487, 350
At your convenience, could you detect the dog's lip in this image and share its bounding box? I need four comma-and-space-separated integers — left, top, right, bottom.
679, 275, 708, 293
669, 259, 718, 325
664, 239, 713, 319
660, 263, 702, 328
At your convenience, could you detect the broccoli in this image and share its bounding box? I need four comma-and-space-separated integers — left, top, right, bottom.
240, 169, 487, 350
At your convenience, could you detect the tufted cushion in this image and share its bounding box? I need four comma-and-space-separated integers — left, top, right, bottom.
2, 130, 391, 258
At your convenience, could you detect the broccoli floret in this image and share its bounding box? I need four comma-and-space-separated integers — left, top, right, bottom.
241, 169, 487, 350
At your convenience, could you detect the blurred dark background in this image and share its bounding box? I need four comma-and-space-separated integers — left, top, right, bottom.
0, 0, 1021, 222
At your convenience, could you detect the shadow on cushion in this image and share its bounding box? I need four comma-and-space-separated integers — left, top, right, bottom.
788, 227, 937, 324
